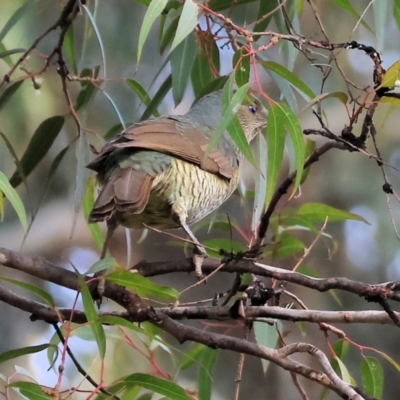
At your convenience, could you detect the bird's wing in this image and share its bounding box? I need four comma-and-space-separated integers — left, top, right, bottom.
89, 167, 154, 222
110, 117, 236, 179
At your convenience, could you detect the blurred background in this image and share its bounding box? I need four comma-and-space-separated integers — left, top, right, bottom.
1, 0, 400, 399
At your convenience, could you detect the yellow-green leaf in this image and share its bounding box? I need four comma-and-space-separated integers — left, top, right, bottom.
0, 171, 27, 232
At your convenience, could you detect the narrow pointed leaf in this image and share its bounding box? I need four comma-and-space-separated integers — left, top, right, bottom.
8, 116, 65, 188
380, 60, 400, 88
160, 16, 179, 54
198, 348, 219, 400
204, 82, 249, 159
64, 26, 77, 75
0, 171, 27, 231
361, 357, 383, 398
0, 277, 55, 307
170, 0, 198, 52
7, 382, 51, 400
252, 134, 267, 230
126, 79, 160, 116
254, 321, 279, 373
75, 66, 100, 111
297, 203, 368, 223
124, 373, 190, 400
71, 131, 90, 238
254, 0, 279, 33
278, 103, 305, 197
265, 104, 285, 206
83, 177, 105, 250
106, 270, 178, 300
82, 5, 106, 78
0, 0, 39, 42
85, 257, 115, 275
0, 80, 24, 113
394, 0, 400, 31
78, 275, 106, 358
138, 0, 168, 63
330, 0, 373, 32
261, 61, 315, 99
171, 33, 197, 105
373, 1, 387, 52
233, 48, 250, 88
140, 74, 172, 120
0, 344, 49, 364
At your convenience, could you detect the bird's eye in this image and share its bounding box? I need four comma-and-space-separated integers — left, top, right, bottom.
248, 105, 257, 114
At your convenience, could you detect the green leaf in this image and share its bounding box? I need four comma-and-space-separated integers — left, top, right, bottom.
297, 203, 368, 223
138, 0, 168, 63
394, 0, 400, 32
8, 116, 64, 188
373, 1, 387, 52
126, 79, 159, 116
98, 315, 150, 334
330, 0, 373, 32
0, 47, 25, 62
180, 344, 207, 370
0, 131, 26, 193
75, 66, 100, 111
104, 122, 126, 141
265, 104, 285, 206
204, 80, 250, 159
254, 321, 279, 373
233, 48, 250, 88
25, 145, 69, 238
193, 75, 229, 104
300, 138, 316, 184
7, 382, 51, 400
84, 257, 115, 275
361, 357, 383, 398
191, 31, 220, 97
198, 348, 219, 400
170, 0, 198, 52
0, 171, 27, 231
0, 0, 39, 42
209, 0, 259, 11
106, 270, 179, 300
266, 232, 304, 258
160, 16, 179, 54
83, 177, 105, 250
78, 275, 106, 358
254, 0, 279, 34
72, 130, 91, 240
124, 373, 191, 400
0, 80, 24, 113
336, 356, 352, 384
261, 61, 315, 100
171, 33, 197, 105
252, 134, 267, 230
140, 74, 172, 120
64, 26, 77, 75
82, 5, 106, 78
380, 59, 400, 88
277, 103, 305, 197
202, 238, 246, 258
0, 344, 49, 364
0, 277, 55, 307
299, 91, 348, 114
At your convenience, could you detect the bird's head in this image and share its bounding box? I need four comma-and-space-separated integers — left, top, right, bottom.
236, 94, 268, 142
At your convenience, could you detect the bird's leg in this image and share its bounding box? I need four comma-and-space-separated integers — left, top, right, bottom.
171, 202, 207, 278
95, 217, 117, 306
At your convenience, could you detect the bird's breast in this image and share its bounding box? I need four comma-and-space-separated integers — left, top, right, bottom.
117, 158, 241, 229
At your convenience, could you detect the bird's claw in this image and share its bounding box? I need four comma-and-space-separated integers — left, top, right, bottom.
193, 248, 208, 281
